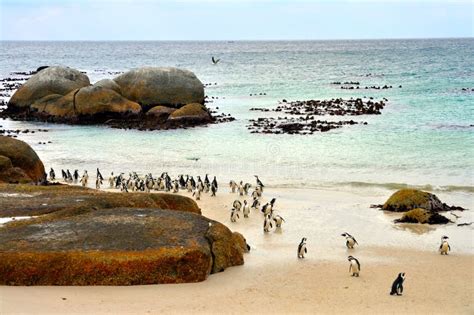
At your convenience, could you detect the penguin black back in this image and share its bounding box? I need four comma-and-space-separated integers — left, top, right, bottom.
390, 272, 405, 296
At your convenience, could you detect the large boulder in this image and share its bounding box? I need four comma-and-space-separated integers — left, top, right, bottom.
114, 67, 205, 108
0, 207, 247, 285
8, 66, 90, 111
75, 86, 141, 116
382, 189, 461, 212
146, 105, 176, 120
168, 103, 212, 124
394, 208, 451, 224
31, 92, 75, 117
0, 137, 45, 184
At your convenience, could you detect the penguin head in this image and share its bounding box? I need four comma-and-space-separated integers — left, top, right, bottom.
442, 235, 449, 240
270, 198, 276, 205
301, 237, 307, 243
399, 272, 406, 279
347, 255, 354, 261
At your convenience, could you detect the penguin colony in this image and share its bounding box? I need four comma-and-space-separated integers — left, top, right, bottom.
48, 167, 454, 295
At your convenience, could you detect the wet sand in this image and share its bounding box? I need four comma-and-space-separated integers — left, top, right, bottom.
1, 186, 473, 314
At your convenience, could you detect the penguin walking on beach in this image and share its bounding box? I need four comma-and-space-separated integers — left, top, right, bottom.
243, 183, 252, 195
243, 200, 250, 218
108, 172, 115, 188
252, 189, 261, 199
261, 198, 276, 216
73, 170, 79, 183
273, 215, 285, 228
298, 237, 307, 258
95, 177, 102, 189
172, 180, 179, 193
263, 214, 273, 232
439, 236, 451, 255
210, 183, 217, 196
341, 232, 359, 249
347, 256, 361, 277
193, 188, 201, 200
229, 180, 237, 193
238, 181, 245, 196
212, 176, 218, 190
66, 170, 73, 183
61, 169, 67, 181
204, 174, 210, 186
49, 168, 55, 181
390, 273, 406, 296
230, 208, 240, 222
251, 198, 261, 212
97, 168, 104, 181
254, 175, 264, 191
233, 200, 242, 211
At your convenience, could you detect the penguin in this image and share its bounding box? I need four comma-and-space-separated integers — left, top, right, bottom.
233, 200, 242, 211
61, 169, 67, 181
108, 172, 115, 188
193, 188, 201, 200
347, 256, 360, 277
179, 175, 186, 189
261, 198, 276, 215
172, 180, 179, 193
390, 272, 406, 296
255, 185, 263, 197
210, 183, 217, 196
230, 208, 240, 222
186, 179, 193, 192
204, 174, 210, 186
80, 174, 87, 187
273, 215, 285, 228
238, 181, 245, 196
341, 232, 358, 249
251, 189, 260, 199
439, 236, 451, 255
229, 180, 237, 193
243, 200, 250, 218
263, 214, 273, 232
73, 170, 79, 183
243, 183, 252, 195
203, 182, 210, 193
254, 175, 264, 189
66, 170, 73, 183
212, 176, 218, 190
97, 168, 104, 181
298, 237, 307, 258
49, 168, 55, 181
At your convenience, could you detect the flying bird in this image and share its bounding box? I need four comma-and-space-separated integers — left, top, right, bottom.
212, 56, 220, 65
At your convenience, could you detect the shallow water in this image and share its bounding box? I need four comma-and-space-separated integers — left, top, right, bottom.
0, 39, 473, 191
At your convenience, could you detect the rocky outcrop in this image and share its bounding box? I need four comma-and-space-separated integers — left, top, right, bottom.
0, 137, 45, 184
8, 66, 90, 111
382, 189, 464, 212
114, 67, 205, 109
394, 208, 451, 224
0, 206, 247, 285
3, 66, 222, 131
168, 103, 212, 124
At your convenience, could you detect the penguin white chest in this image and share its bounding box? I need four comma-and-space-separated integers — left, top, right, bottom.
350, 260, 359, 273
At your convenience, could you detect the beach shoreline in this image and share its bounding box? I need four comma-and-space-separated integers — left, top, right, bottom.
1, 185, 472, 314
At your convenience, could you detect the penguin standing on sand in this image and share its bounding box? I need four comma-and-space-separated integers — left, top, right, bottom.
261, 198, 276, 215
230, 208, 240, 222
193, 188, 201, 200
298, 237, 307, 258
49, 168, 55, 181
341, 232, 359, 249
210, 183, 217, 196
243, 200, 250, 218
233, 200, 242, 212
439, 236, 451, 255
97, 168, 104, 181
263, 214, 273, 232
254, 175, 264, 190
238, 181, 245, 196
251, 198, 261, 211
66, 170, 73, 183
61, 169, 67, 181
390, 273, 406, 296
229, 180, 237, 193
212, 176, 218, 190
109, 172, 115, 188
273, 215, 285, 228
95, 176, 102, 189
347, 256, 360, 277
204, 174, 210, 186
73, 170, 79, 183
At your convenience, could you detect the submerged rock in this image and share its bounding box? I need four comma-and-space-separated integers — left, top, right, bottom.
0, 136, 45, 184
114, 67, 205, 109
394, 208, 451, 224
382, 189, 463, 212
8, 66, 90, 111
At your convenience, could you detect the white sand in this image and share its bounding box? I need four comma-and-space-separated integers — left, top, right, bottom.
1, 186, 472, 314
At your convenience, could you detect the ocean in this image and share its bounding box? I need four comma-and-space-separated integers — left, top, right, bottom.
1, 39, 473, 191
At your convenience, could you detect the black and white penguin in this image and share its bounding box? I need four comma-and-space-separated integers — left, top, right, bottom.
49, 168, 55, 181
261, 198, 276, 215
204, 174, 210, 186
66, 170, 73, 183
210, 183, 217, 196
254, 175, 264, 188
97, 168, 104, 181
172, 180, 179, 193
347, 255, 360, 277
298, 237, 307, 258
193, 188, 201, 200
61, 169, 67, 181
95, 176, 102, 189
179, 175, 186, 189
439, 236, 451, 255
390, 272, 406, 296
108, 172, 115, 188
73, 170, 79, 183
341, 232, 358, 249
251, 198, 261, 211
233, 200, 242, 211
263, 214, 273, 232
238, 181, 245, 196
229, 180, 237, 193
212, 176, 218, 189
243, 200, 250, 218
230, 208, 240, 222
243, 183, 252, 195
273, 215, 285, 228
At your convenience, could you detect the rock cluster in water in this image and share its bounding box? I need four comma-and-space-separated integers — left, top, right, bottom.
1, 66, 234, 130
247, 97, 385, 134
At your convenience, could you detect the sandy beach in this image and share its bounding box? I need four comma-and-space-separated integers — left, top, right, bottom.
1, 185, 472, 314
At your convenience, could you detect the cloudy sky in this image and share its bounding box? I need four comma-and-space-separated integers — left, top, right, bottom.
0, 0, 472, 40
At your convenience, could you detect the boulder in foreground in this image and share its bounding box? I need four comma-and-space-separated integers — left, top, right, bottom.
394, 208, 451, 224
0, 207, 247, 285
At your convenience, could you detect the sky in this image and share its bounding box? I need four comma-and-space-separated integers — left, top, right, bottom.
0, 0, 472, 40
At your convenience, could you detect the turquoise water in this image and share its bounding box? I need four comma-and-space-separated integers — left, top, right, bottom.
1, 39, 473, 190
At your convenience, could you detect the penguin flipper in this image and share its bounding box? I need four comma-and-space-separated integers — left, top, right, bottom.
304, 248, 307, 253
448, 244, 451, 251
